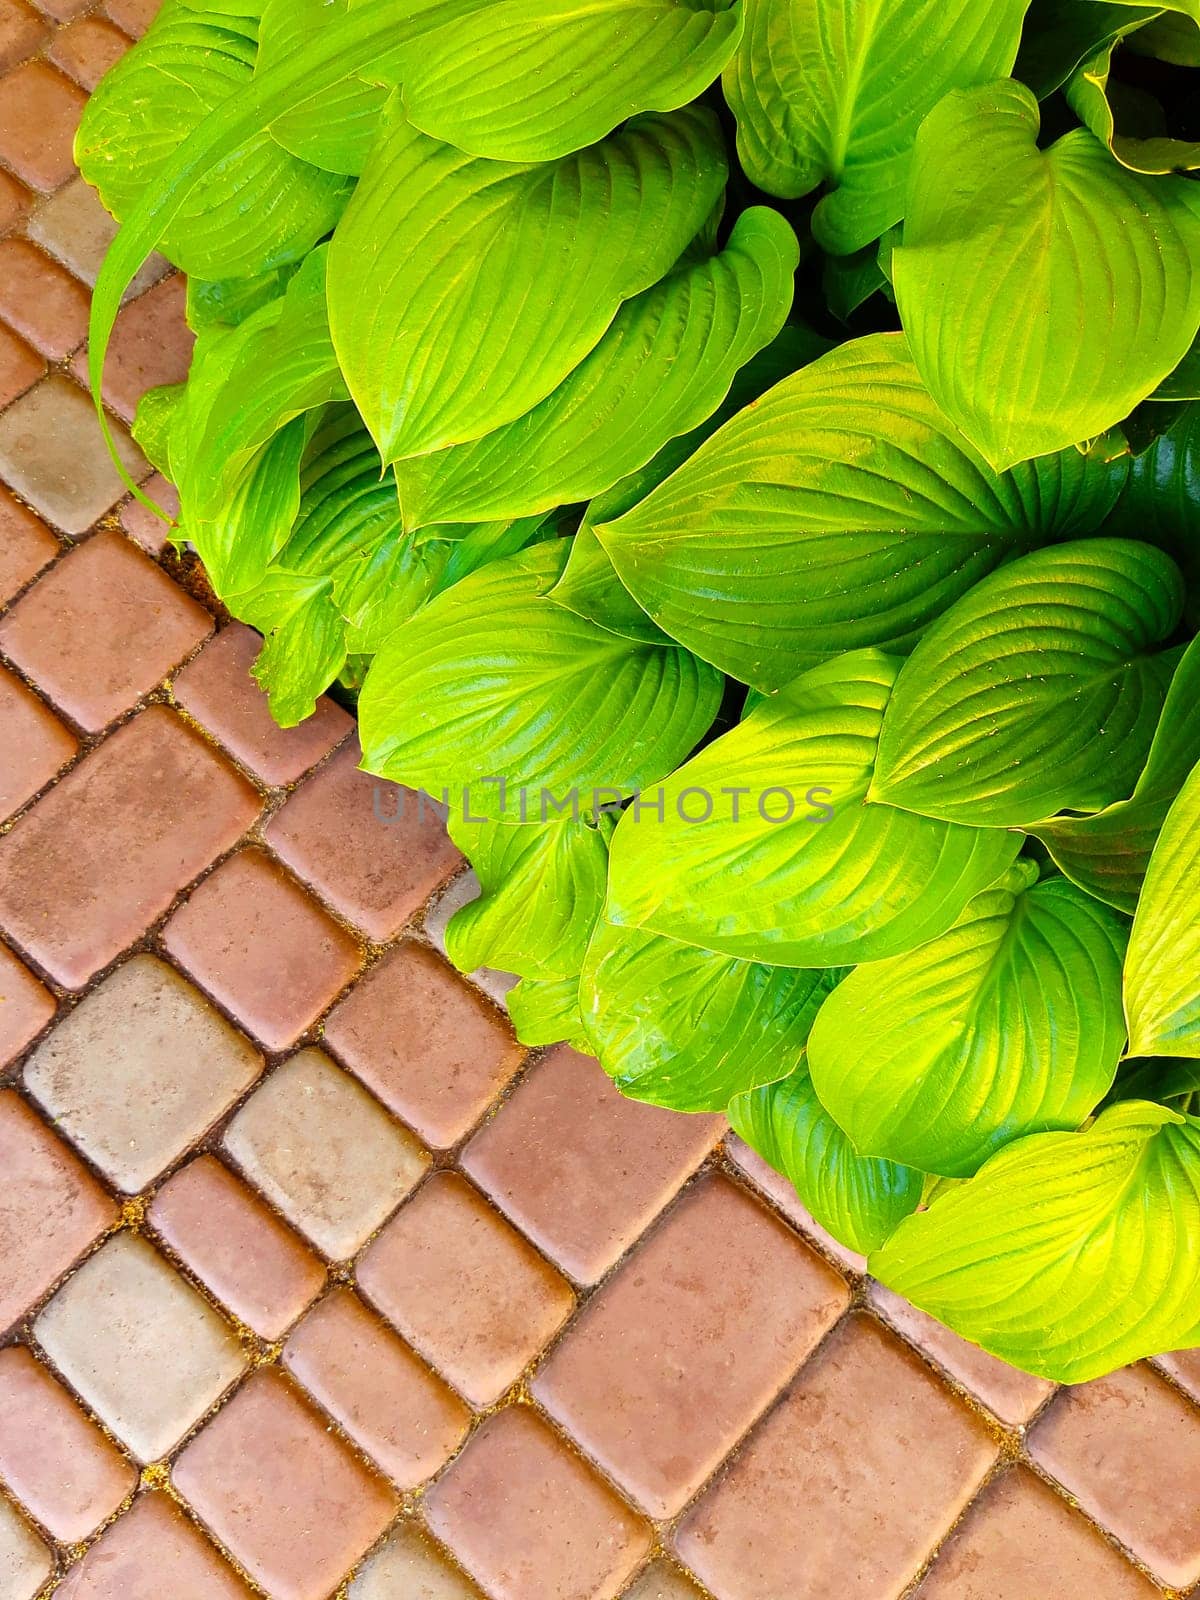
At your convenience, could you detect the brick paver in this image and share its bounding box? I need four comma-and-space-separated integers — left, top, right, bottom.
0, 12, 1196, 1600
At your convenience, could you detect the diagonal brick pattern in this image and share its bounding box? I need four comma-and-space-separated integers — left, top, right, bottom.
0, 6, 1198, 1599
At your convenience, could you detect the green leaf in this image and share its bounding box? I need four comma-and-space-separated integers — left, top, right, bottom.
894, 79, 1200, 470
870, 1101, 1200, 1382
238, 567, 347, 725
507, 974, 590, 1052
394, 0, 743, 162
1124, 757, 1200, 1057
184, 416, 309, 598
1034, 635, 1200, 912
548, 525, 672, 648
1104, 402, 1200, 600
580, 923, 836, 1111
76, 0, 349, 279
1067, 34, 1200, 171
605, 649, 1022, 967
357, 542, 724, 819
872, 540, 1184, 828
185, 264, 296, 331
808, 863, 1130, 1177
594, 334, 1130, 691
446, 812, 615, 981
1108, 1054, 1200, 1106
395, 207, 798, 530
326, 104, 727, 465
729, 1063, 923, 1253
1014, 0, 1161, 98
1149, 336, 1200, 403
723, 0, 1028, 253
131, 383, 184, 478
258, 0, 388, 174
1129, 7, 1200, 60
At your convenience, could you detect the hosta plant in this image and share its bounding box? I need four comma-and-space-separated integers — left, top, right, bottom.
81, 0, 1200, 1383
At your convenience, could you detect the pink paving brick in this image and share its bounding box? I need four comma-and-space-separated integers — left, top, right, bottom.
162, 849, 362, 1052
0, 529, 212, 732
104, 0, 159, 37
119, 473, 177, 555
425, 1406, 651, 1600
0, 323, 44, 408
47, 14, 129, 89
173, 622, 350, 786
0, 236, 90, 358
358, 1170, 575, 1407
150, 1155, 325, 1340
0, 168, 30, 233
675, 1314, 999, 1600
0, 1089, 115, 1331
0, 1492, 51, 1600
0, 0, 49, 71
0, 490, 58, 604
71, 274, 194, 422
1156, 1347, 1200, 1403
534, 1173, 850, 1518
0, 706, 259, 987
267, 740, 462, 941
0, 942, 54, 1065
172, 1369, 399, 1600
915, 1466, 1161, 1600
462, 1044, 723, 1283
0, 1345, 136, 1541
1029, 1364, 1200, 1589
324, 941, 526, 1148
30, 0, 93, 20
283, 1287, 470, 1487
0, 61, 85, 191
55, 1492, 255, 1600
0, 665, 77, 821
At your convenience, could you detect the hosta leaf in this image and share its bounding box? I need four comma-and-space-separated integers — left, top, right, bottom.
594, 334, 1130, 691
580, 923, 836, 1111
1014, 0, 1161, 98
729, 1063, 923, 1254
549, 526, 672, 647
396, 207, 799, 530
258, 0, 387, 174
870, 1101, 1200, 1382
446, 813, 614, 981
1150, 337, 1200, 403
357, 543, 724, 819
76, 0, 349, 278
327, 104, 727, 464
507, 974, 590, 1052
894, 79, 1200, 470
1067, 35, 1200, 171
395, 0, 743, 162
605, 650, 1022, 967
131, 383, 183, 479
1131, 7, 1200, 59
723, 0, 1028, 253
871, 540, 1184, 828
184, 416, 308, 598
808, 864, 1129, 1178
1104, 401, 1200, 590
1109, 1054, 1200, 1106
185, 264, 296, 331
237, 568, 347, 724
1124, 758, 1200, 1057
1034, 635, 1200, 912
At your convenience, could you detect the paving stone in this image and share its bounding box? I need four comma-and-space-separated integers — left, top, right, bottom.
25, 954, 262, 1192
31, 0, 92, 20
0, 61, 85, 191
0, 0, 49, 71
0, 1089, 114, 1331
172, 1369, 398, 1600
0, 323, 44, 408
0, 707, 259, 988
34, 1232, 246, 1462
0, 1492, 51, 1600
105, 0, 160, 36
915, 1466, 1160, 1599
0, 529, 212, 732
868, 1282, 1055, 1426
173, 622, 350, 786
28, 175, 168, 293
55, 1492, 254, 1600
350, 1523, 484, 1600
621, 1562, 707, 1600
1156, 1348, 1200, 1403
0, 942, 55, 1066
675, 1314, 998, 1600
0, 237, 90, 357
427, 1406, 650, 1600
0, 489, 58, 602
267, 740, 462, 941
359, 1170, 574, 1407
535, 1173, 850, 1518
725, 1132, 868, 1273
118, 472, 177, 554
47, 14, 129, 88
0, 168, 31, 233
223, 1047, 428, 1260
150, 1155, 325, 1340
1029, 1364, 1200, 1589
0, 375, 147, 535
462, 1044, 723, 1284
0, 665, 76, 822
283, 1287, 470, 1488
163, 849, 361, 1051
71, 274, 194, 422
325, 941, 525, 1149
0, 1345, 136, 1541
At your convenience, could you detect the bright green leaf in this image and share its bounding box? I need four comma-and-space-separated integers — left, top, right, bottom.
1067, 34, 1200, 171
1014, 0, 1161, 98
507, 974, 590, 1052
1124, 757, 1200, 1056
258, 0, 388, 173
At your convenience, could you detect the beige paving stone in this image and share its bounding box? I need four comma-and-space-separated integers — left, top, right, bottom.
350, 1522, 484, 1599
24, 954, 262, 1192
622, 1561, 707, 1600
0, 1491, 51, 1600
34, 1232, 246, 1461
0, 375, 146, 536
27, 175, 167, 292
223, 1048, 429, 1260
